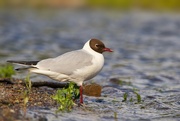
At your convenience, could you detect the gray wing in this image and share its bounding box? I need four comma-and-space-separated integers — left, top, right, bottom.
36, 50, 93, 75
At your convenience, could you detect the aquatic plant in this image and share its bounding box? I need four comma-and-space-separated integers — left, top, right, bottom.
134, 91, 141, 103
118, 79, 132, 86
122, 92, 128, 102
114, 111, 118, 119
122, 91, 142, 103
110, 78, 132, 86
0, 64, 15, 78
52, 82, 79, 112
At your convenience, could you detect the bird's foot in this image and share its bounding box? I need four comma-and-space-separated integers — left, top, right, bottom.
78, 103, 84, 107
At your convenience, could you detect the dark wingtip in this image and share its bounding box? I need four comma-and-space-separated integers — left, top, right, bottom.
6, 60, 39, 65
15, 67, 29, 71
7, 60, 13, 63
15, 68, 20, 71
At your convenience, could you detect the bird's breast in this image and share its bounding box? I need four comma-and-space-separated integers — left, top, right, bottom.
72, 54, 104, 81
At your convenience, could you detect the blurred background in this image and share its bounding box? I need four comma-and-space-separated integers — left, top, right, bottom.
0, 0, 180, 11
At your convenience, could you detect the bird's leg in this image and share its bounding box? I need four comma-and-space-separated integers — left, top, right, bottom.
79, 86, 83, 104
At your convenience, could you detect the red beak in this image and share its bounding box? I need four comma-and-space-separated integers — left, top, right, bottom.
103, 48, 113, 52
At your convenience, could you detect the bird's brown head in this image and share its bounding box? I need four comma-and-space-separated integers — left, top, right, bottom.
89, 38, 113, 54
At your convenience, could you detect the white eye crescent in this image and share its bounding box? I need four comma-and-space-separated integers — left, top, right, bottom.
95, 44, 99, 48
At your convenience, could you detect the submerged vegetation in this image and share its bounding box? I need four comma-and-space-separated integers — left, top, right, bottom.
0, 64, 15, 78
122, 90, 142, 103
52, 82, 79, 112
134, 91, 141, 103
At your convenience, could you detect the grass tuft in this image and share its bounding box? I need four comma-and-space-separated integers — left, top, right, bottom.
23, 73, 32, 116
24, 73, 32, 93
52, 82, 79, 112
0, 64, 15, 78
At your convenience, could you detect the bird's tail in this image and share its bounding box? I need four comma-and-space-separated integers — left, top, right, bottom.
7, 60, 39, 71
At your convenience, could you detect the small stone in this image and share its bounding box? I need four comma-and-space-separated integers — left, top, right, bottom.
83, 84, 102, 97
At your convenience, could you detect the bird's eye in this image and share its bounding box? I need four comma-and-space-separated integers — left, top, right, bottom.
95, 44, 100, 48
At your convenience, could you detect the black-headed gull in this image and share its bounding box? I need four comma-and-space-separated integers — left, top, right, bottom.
7, 38, 113, 104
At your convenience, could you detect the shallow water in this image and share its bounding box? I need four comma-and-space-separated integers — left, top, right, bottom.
0, 9, 180, 121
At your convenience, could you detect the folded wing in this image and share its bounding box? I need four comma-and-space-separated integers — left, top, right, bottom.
35, 50, 93, 75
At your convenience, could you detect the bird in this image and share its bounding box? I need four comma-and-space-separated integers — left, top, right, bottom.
7, 38, 113, 104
